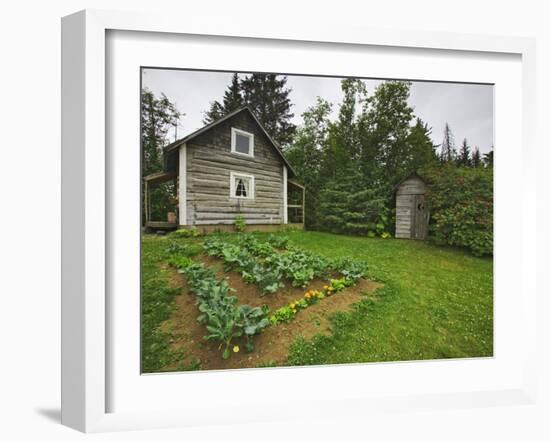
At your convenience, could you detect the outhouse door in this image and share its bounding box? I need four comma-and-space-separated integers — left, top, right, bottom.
413, 194, 429, 240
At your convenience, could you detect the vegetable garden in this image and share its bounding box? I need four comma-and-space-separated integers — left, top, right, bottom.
165, 233, 369, 361
142, 230, 493, 373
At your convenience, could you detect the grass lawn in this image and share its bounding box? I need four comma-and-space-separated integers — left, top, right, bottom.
141, 230, 492, 370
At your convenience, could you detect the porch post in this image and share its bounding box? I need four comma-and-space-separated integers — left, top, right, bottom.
144, 180, 149, 223
302, 185, 305, 225
283, 165, 288, 224
178, 144, 187, 226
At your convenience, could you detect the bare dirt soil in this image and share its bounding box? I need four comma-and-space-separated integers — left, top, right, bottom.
160, 255, 382, 371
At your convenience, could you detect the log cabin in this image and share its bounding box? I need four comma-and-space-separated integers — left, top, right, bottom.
143, 107, 305, 232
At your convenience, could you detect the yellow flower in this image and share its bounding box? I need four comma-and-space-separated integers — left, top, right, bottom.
233, 345, 240, 353
323, 285, 329, 290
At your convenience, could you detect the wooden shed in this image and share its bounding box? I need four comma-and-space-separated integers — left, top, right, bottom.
394, 173, 429, 240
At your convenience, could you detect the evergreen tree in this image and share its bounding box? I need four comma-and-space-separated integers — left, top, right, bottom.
362, 80, 414, 185
317, 171, 390, 237
203, 73, 244, 124
440, 123, 456, 163
483, 148, 494, 168
203, 100, 224, 125
203, 73, 296, 147
141, 88, 181, 175
284, 98, 332, 228
406, 118, 437, 172
141, 88, 181, 223
471, 146, 481, 167
240, 73, 296, 147
457, 138, 472, 167
326, 79, 367, 178
223, 73, 244, 112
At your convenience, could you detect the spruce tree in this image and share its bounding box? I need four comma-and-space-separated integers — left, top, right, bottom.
440, 123, 456, 163
483, 148, 494, 168
203, 73, 296, 147
471, 146, 481, 167
326, 79, 367, 178
203, 100, 224, 125
362, 80, 414, 185
457, 138, 471, 167
406, 118, 437, 172
222, 73, 244, 112
203, 73, 245, 124
203, 74, 244, 124
240, 73, 296, 147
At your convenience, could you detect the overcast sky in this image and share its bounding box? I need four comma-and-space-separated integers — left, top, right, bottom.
142, 69, 494, 154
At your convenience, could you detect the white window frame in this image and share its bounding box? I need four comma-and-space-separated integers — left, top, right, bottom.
229, 171, 255, 199
231, 127, 254, 157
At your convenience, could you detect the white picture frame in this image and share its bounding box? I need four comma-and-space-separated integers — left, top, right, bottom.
61, 9, 537, 433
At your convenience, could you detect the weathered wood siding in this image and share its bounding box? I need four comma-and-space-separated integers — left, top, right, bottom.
182, 111, 285, 226
395, 176, 427, 239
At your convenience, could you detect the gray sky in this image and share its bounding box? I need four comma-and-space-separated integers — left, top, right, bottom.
142, 69, 494, 154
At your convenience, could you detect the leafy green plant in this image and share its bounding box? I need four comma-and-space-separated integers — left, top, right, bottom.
168, 227, 201, 239
331, 257, 368, 283
165, 241, 202, 257
234, 215, 246, 233
238, 305, 270, 352
167, 255, 194, 270
173, 256, 270, 359
265, 234, 291, 249
329, 277, 350, 292
269, 305, 297, 324
165, 241, 188, 255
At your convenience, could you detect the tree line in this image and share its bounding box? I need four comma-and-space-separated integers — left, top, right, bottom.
141, 74, 493, 255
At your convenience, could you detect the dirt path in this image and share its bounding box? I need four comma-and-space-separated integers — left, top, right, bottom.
160, 255, 382, 371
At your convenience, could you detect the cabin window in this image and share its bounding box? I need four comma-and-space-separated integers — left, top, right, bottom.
231, 128, 254, 157
230, 171, 255, 199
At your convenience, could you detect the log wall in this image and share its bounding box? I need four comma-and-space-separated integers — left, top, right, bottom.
182, 111, 285, 226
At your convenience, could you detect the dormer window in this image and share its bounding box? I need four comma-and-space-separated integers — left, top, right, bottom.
231, 128, 254, 157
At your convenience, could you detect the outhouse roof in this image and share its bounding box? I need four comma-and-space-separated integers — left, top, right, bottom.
392, 172, 426, 193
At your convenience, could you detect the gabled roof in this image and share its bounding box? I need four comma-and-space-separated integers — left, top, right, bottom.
392, 171, 426, 193
164, 107, 296, 176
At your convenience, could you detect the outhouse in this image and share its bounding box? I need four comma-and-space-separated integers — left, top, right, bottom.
394, 172, 429, 240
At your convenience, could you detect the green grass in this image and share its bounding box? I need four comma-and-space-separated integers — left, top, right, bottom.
278, 231, 493, 365
141, 230, 493, 369
141, 235, 202, 373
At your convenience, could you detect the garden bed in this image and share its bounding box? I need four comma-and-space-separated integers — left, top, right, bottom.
160, 264, 381, 370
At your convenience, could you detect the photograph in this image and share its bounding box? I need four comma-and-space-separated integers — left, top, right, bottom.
140, 68, 494, 373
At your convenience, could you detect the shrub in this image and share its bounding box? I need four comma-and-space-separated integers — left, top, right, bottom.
316, 173, 391, 237
234, 215, 246, 233
423, 165, 493, 256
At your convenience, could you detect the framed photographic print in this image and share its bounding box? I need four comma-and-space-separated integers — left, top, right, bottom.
61, 9, 537, 433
